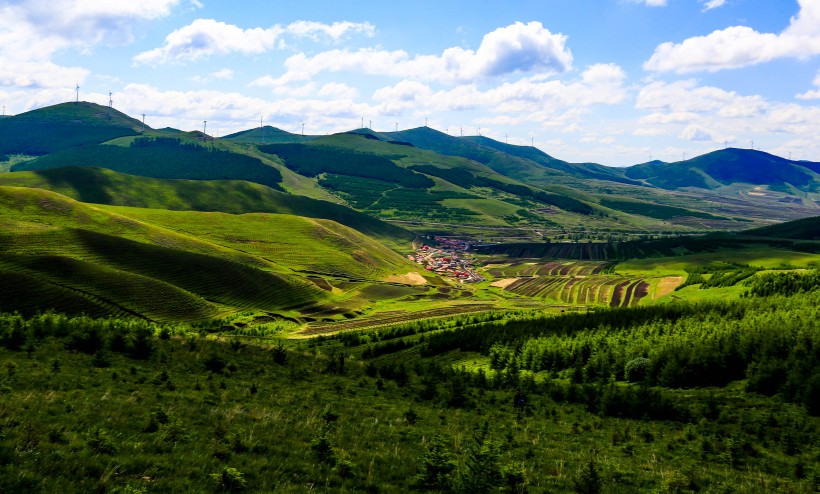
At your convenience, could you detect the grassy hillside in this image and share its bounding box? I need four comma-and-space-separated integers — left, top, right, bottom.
100, 206, 418, 280
0, 186, 384, 320
0, 167, 414, 248
0, 102, 140, 157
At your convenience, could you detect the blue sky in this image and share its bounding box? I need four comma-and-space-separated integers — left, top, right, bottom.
1, 0, 819, 165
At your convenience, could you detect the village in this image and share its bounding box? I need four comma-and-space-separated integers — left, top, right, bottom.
409, 236, 485, 283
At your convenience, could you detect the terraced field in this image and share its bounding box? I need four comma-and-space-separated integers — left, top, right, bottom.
485, 260, 613, 277
490, 260, 654, 307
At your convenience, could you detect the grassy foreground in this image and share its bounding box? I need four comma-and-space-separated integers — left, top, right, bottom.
0, 275, 817, 493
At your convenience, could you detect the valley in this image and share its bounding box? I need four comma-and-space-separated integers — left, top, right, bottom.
0, 102, 818, 493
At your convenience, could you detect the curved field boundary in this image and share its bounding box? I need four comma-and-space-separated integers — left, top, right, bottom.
609, 280, 632, 307
629, 281, 650, 306
298, 304, 498, 335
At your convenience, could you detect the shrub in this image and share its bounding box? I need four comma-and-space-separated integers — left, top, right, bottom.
413, 434, 456, 489
210, 467, 246, 492
625, 357, 650, 383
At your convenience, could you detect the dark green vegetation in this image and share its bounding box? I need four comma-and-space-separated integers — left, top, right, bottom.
0, 103, 140, 156
1, 277, 818, 492
13, 137, 285, 190
745, 216, 820, 241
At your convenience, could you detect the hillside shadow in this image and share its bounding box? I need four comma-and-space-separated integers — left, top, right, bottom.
35, 167, 113, 205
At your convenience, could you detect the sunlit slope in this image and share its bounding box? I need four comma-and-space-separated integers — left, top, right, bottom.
0, 167, 414, 249
100, 206, 421, 280
0, 187, 326, 319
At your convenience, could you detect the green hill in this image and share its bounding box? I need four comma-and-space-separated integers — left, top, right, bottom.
0, 102, 141, 157
352, 127, 639, 186
626, 148, 820, 193
222, 125, 317, 144
258, 133, 608, 229
0, 167, 414, 248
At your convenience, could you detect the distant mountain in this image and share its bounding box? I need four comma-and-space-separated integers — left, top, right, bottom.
0, 102, 141, 157
626, 148, 820, 193
348, 127, 640, 186
223, 126, 317, 144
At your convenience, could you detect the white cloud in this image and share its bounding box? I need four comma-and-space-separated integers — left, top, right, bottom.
796, 70, 820, 99
0, 0, 185, 88
133, 19, 375, 65
637, 79, 767, 115
115, 83, 375, 134
644, 0, 820, 73
318, 82, 359, 100
371, 64, 626, 119
252, 21, 572, 86
701, 0, 727, 11
679, 124, 714, 141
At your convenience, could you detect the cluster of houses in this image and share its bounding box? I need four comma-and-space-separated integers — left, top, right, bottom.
408, 237, 485, 283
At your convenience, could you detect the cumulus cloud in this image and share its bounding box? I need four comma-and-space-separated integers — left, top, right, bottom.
0, 0, 185, 88
252, 21, 572, 86
133, 19, 375, 65
644, 0, 820, 73
637, 79, 768, 116
371, 64, 626, 121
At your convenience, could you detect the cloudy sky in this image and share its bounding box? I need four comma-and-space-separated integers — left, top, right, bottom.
1, 0, 819, 166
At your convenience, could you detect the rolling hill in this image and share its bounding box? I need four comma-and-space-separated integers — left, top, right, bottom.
626, 148, 820, 193
3, 102, 820, 235
0, 167, 414, 247
0, 186, 427, 321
